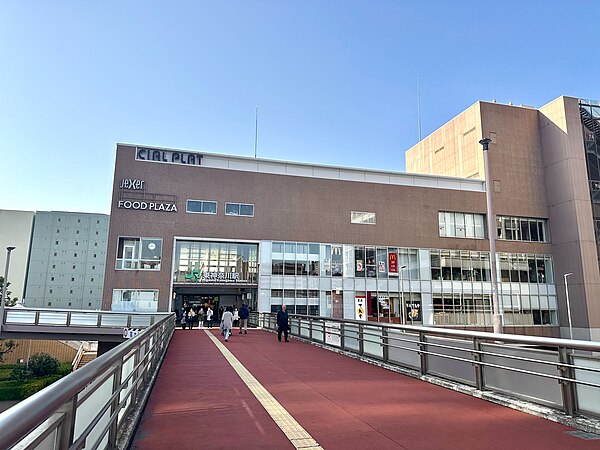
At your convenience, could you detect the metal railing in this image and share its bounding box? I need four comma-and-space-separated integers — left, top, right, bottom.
2, 307, 171, 329
252, 313, 600, 418
0, 313, 176, 450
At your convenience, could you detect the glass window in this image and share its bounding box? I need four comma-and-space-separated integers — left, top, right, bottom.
377, 247, 388, 277
440, 212, 485, 239
272, 242, 284, 253
186, 200, 217, 214
366, 247, 377, 278
116, 237, 162, 270
351, 211, 376, 225
354, 246, 365, 277
331, 245, 343, 277
111, 289, 158, 312
225, 203, 254, 217
431, 251, 441, 280
321, 245, 331, 276
272, 260, 283, 275
520, 219, 530, 241
173, 241, 258, 284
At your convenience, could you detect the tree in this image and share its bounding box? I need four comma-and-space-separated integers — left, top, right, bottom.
0, 275, 18, 306
0, 339, 17, 363
28, 353, 60, 377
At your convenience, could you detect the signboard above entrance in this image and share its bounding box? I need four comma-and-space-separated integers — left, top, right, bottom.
136, 147, 203, 166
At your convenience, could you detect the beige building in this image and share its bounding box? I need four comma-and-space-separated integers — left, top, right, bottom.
0, 210, 35, 301
407, 96, 600, 340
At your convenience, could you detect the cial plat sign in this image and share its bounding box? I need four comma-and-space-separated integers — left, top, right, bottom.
136, 147, 203, 166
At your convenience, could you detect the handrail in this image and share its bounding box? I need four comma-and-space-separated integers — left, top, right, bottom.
71, 343, 86, 371
252, 312, 600, 419
0, 312, 176, 449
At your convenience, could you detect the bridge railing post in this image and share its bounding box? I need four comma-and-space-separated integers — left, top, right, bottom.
418, 331, 428, 375
340, 322, 346, 351
382, 327, 389, 363
359, 323, 364, 356
558, 346, 577, 416
108, 363, 123, 448
473, 337, 484, 390
57, 397, 77, 449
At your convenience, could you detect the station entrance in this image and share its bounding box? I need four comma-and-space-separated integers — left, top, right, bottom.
172, 285, 257, 322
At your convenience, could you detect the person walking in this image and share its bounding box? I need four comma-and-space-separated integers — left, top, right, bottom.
277, 304, 289, 342
221, 307, 234, 342
233, 307, 239, 327
206, 307, 214, 328
185, 308, 196, 330
238, 304, 249, 334
198, 307, 205, 329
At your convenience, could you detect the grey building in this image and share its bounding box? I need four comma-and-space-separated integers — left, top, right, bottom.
24, 211, 109, 309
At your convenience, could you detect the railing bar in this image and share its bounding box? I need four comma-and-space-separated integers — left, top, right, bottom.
12, 412, 65, 450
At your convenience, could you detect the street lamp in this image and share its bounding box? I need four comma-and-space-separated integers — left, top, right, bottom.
0, 246, 16, 333
563, 273, 573, 340
479, 138, 503, 334
400, 265, 408, 324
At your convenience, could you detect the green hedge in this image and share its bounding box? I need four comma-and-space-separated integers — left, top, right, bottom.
0, 368, 67, 401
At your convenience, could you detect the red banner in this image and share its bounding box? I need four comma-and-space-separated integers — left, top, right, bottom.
388, 252, 398, 273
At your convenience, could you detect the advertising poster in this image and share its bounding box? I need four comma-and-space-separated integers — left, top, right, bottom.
355, 296, 367, 320
325, 321, 341, 347
388, 252, 398, 274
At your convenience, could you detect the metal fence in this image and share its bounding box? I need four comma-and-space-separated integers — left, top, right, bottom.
253, 313, 600, 418
3, 307, 171, 329
0, 313, 175, 450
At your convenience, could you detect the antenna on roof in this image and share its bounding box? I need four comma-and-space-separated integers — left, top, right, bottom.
417, 77, 422, 141
254, 106, 259, 159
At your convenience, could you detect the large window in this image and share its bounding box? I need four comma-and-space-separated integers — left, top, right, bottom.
174, 241, 258, 284
430, 250, 490, 282
225, 202, 254, 217
433, 294, 492, 326
112, 289, 158, 312
116, 237, 162, 270
186, 199, 217, 214
499, 253, 554, 284
439, 212, 485, 238
496, 216, 548, 242
351, 211, 376, 225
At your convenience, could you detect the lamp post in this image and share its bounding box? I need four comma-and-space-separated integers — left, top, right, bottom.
0, 246, 16, 333
563, 272, 573, 340
479, 138, 503, 334
400, 264, 408, 324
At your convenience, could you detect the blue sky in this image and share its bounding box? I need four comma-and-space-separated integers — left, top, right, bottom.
1, 1, 598, 214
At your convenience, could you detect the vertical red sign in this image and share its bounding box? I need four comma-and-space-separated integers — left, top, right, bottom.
388, 252, 398, 273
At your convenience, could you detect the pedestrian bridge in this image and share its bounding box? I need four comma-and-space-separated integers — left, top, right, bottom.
1, 314, 600, 449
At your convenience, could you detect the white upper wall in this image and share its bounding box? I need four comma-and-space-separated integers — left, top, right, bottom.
123, 143, 486, 193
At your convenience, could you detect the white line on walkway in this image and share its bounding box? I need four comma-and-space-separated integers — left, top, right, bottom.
204, 330, 324, 450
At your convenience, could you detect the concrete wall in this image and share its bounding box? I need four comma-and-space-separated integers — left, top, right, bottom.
0, 210, 34, 301
25, 211, 109, 309
406, 102, 483, 179
539, 96, 600, 339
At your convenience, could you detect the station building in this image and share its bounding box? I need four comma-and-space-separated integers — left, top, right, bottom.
104, 129, 559, 338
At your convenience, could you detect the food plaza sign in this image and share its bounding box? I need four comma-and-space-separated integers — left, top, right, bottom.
118, 178, 177, 212
117, 200, 177, 212
136, 147, 203, 166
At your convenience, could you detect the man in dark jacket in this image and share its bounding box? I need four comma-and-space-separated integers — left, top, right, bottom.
277, 305, 289, 342
238, 304, 250, 334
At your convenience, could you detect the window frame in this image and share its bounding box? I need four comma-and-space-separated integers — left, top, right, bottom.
351, 211, 376, 225
186, 199, 218, 215
115, 236, 163, 271
225, 202, 255, 217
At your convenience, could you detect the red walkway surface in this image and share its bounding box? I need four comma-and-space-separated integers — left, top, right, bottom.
132, 329, 598, 449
